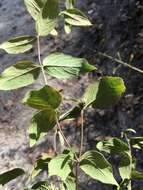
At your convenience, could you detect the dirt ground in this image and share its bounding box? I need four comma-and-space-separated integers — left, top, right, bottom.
0, 0, 143, 189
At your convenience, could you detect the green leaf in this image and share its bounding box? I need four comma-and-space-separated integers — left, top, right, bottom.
29, 108, 57, 147
0, 36, 36, 54
65, 0, 75, 9
80, 150, 118, 186
96, 137, 129, 155
23, 85, 62, 110
32, 181, 49, 189
48, 153, 73, 181
31, 157, 50, 179
61, 8, 92, 26
92, 76, 126, 109
36, 15, 57, 37
42, 0, 59, 19
131, 170, 143, 180
24, 0, 46, 20
82, 81, 99, 108
43, 53, 96, 79
0, 168, 25, 186
36, 0, 59, 36
64, 23, 72, 34
25, 0, 58, 36
130, 137, 143, 150
59, 103, 84, 121
0, 60, 40, 90
119, 155, 131, 181
64, 176, 76, 190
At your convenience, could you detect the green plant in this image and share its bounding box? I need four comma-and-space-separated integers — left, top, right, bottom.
0, 1, 141, 190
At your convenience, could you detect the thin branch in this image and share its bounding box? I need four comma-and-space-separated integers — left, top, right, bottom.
37, 35, 48, 85
56, 118, 79, 161
97, 51, 143, 74
79, 110, 84, 159
56, 119, 71, 149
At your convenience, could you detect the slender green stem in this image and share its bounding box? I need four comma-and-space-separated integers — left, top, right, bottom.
75, 110, 84, 190
37, 35, 48, 85
56, 119, 71, 149
79, 110, 84, 158
75, 162, 79, 190
124, 134, 132, 190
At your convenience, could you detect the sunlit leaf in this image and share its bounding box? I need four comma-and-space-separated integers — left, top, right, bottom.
24, 0, 46, 20
65, 0, 75, 9
43, 53, 96, 79
48, 153, 73, 181
23, 85, 62, 109
36, 15, 57, 36
0, 168, 25, 186
61, 8, 92, 26
80, 150, 118, 186
36, 0, 59, 36
0, 60, 40, 90
64, 176, 76, 190
96, 137, 129, 155
119, 155, 131, 181
0, 36, 36, 54
130, 137, 143, 150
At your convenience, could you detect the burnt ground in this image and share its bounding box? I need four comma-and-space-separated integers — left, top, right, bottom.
0, 0, 143, 190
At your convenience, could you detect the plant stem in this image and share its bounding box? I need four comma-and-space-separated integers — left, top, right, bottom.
79, 110, 84, 158
97, 51, 143, 74
75, 162, 79, 190
124, 133, 132, 190
56, 119, 71, 149
75, 110, 84, 190
37, 35, 48, 85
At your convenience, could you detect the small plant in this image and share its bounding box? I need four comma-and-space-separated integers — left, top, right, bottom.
0, 1, 142, 190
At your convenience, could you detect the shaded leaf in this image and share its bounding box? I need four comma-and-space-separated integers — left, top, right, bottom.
43, 53, 96, 79
29, 108, 57, 147
0, 60, 40, 90
61, 8, 92, 26
23, 85, 62, 109
31, 157, 50, 179
59, 103, 84, 121
80, 150, 118, 186
131, 170, 143, 180
42, 0, 59, 19
0, 36, 36, 54
92, 76, 126, 109
0, 168, 25, 186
